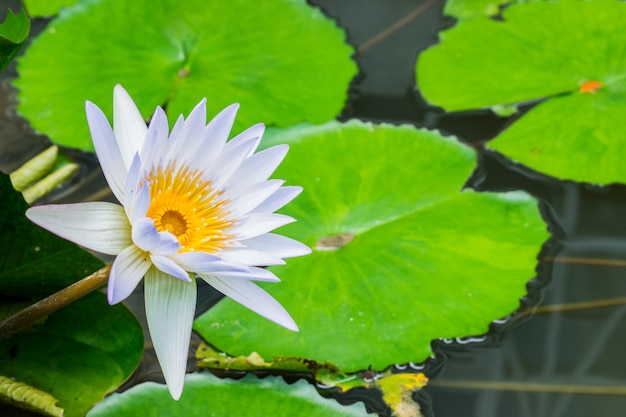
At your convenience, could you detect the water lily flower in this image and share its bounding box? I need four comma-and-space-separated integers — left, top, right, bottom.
26, 85, 310, 400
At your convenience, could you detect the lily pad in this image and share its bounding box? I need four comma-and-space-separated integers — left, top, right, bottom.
194, 121, 548, 371
0, 292, 144, 417
22, 0, 79, 17
417, 0, 626, 184
0, 173, 104, 298
86, 373, 369, 417
15, 0, 357, 151
0, 8, 29, 72
443, 0, 503, 19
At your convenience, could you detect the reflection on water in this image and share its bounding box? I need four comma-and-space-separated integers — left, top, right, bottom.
2, 0, 626, 416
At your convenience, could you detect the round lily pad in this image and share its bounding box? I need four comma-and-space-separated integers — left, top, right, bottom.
443, 0, 504, 20
417, 0, 626, 184
15, 0, 357, 151
0, 292, 144, 417
194, 121, 548, 371
22, 0, 79, 17
87, 374, 369, 417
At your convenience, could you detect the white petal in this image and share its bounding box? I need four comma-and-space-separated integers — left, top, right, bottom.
229, 213, 296, 241
223, 180, 284, 218
86, 101, 127, 203
153, 105, 186, 165
226, 123, 264, 157
123, 153, 142, 216
253, 186, 302, 214
241, 234, 312, 258
170, 99, 207, 164
205, 266, 281, 282
140, 107, 170, 170
128, 183, 150, 224
207, 138, 260, 191
150, 254, 191, 282
108, 245, 150, 304
132, 217, 180, 255
185, 104, 239, 166
199, 274, 297, 331
171, 252, 248, 273
26, 202, 131, 255
113, 85, 148, 170
220, 248, 285, 266
145, 268, 196, 400
228, 144, 288, 187
168, 114, 185, 143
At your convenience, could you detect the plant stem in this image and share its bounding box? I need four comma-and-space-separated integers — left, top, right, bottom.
0, 264, 111, 340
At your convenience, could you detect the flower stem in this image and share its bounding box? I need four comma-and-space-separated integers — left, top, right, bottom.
0, 264, 111, 340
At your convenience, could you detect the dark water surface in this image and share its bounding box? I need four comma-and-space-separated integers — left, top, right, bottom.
2, 1, 626, 416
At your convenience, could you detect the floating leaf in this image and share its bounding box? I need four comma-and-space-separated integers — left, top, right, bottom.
87, 373, 369, 417
0, 173, 104, 298
0, 8, 29, 72
0, 375, 63, 417
443, 0, 503, 19
194, 121, 548, 371
15, 0, 357, 151
22, 0, 79, 17
417, 0, 626, 184
0, 292, 144, 417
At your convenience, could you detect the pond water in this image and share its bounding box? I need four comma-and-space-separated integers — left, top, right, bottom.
2, 0, 626, 416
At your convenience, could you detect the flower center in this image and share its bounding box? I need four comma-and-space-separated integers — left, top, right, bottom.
160, 210, 187, 236
144, 162, 234, 253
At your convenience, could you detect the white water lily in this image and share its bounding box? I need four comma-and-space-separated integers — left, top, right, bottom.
26, 85, 310, 400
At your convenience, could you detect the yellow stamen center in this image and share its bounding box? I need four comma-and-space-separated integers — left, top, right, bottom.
144, 162, 233, 253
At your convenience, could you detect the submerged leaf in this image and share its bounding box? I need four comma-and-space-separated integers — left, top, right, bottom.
195, 121, 548, 371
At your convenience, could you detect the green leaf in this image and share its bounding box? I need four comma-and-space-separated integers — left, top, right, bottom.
443, 0, 504, 19
87, 373, 369, 417
0, 375, 63, 417
15, 0, 357, 151
0, 292, 144, 417
23, 0, 80, 17
443, 0, 549, 20
0, 173, 104, 298
0, 8, 29, 73
417, 0, 626, 184
490, 91, 626, 184
194, 121, 548, 371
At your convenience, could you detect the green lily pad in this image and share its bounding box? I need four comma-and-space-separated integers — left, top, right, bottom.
0, 292, 144, 417
417, 0, 626, 184
194, 121, 548, 371
443, 0, 548, 20
0, 8, 29, 73
0, 173, 104, 298
86, 373, 369, 417
15, 0, 357, 151
443, 0, 503, 19
22, 0, 79, 17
